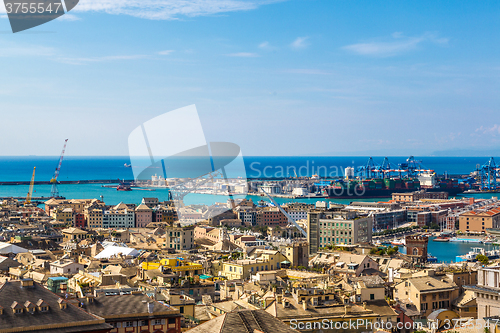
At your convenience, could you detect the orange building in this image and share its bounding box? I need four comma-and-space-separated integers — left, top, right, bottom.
459, 207, 500, 233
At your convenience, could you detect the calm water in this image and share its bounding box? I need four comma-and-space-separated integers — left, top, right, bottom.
398, 237, 500, 263
0, 156, 496, 181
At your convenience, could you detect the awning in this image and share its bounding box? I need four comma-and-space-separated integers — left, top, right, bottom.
281, 260, 291, 264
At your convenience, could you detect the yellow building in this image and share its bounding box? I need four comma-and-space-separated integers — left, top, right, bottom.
141, 259, 203, 277
394, 270, 459, 318
86, 207, 103, 229
220, 252, 287, 280
51, 208, 73, 225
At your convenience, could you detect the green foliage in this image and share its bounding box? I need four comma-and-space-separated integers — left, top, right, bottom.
373, 226, 418, 236
476, 254, 489, 265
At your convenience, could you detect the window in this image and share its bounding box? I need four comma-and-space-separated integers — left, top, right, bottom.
370, 294, 374, 300
180, 306, 184, 313
155, 319, 162, 325
140, 320, 148, 326
125, 321, 133, 327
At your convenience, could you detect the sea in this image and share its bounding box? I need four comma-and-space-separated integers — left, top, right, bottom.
0, 156, 498, 263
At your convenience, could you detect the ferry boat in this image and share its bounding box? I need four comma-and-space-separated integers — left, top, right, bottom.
456, 247, 500, 262
433, 236, 450, 242
390, 238, 405, 246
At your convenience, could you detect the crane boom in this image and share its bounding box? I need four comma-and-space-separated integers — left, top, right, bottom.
259, 188, 307, 238
25, 167, 36, 206
50, 139, 68, 198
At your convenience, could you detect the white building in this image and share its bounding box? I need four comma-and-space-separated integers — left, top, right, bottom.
467, 266, 500, 319
102, 204, 135, 229
50, 259, 84, 275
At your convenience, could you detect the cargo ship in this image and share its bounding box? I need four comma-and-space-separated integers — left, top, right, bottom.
320, 173, 465, 199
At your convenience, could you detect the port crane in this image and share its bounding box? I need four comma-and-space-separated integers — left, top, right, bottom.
259, 188, 307, 238
476, 157, 499, 191
356, 157, 377, 180
50, 139, 68, 198
24, 167, 36, 206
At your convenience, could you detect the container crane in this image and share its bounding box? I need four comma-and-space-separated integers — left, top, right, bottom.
356, 157, 378, 180
25, 167, 36, 206
477, 157, 498, 191
50, 139, 68, 198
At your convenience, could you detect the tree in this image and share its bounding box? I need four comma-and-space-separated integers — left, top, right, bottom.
476, 254, 489, 265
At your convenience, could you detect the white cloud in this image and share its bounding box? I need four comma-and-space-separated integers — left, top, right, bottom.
475, 124, 500, 136
290, 36, 309, 49
342, 32, 449, 57
70, 0, 284, 20
0, 40, 55, 57
259, 41, 269, 48
57, 14, 81, 21
56, 54, 148, 65
283, 69, 331, 75
158, 50, 174, 55
227, 52, 259, 57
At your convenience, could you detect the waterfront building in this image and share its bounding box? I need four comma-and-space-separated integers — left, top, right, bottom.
459, 206, 500, 233
307, 210, 372, 254
141, 197, 160, 208
372, 209, 407, 231
405, 235, 428, 263
392, 191, 448, 203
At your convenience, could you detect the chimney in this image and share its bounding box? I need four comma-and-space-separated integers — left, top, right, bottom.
20, 279, 34, 288
147, 302, 154, 314
57, 299, 67, 310
86, 294, 95, 303
277, 294, 283, 303
302, 300, 307, 311
363, 302, 367, 310
345, 304, 351, 314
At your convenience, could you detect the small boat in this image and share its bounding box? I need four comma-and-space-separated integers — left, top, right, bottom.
124, 163, 131, 167
117, 184, 132, 191
427, 253, 438, 263
390, 238, 405, 246
433, 236, 450, 242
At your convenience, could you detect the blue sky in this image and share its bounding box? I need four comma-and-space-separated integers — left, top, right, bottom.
1, 0, 500, 156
